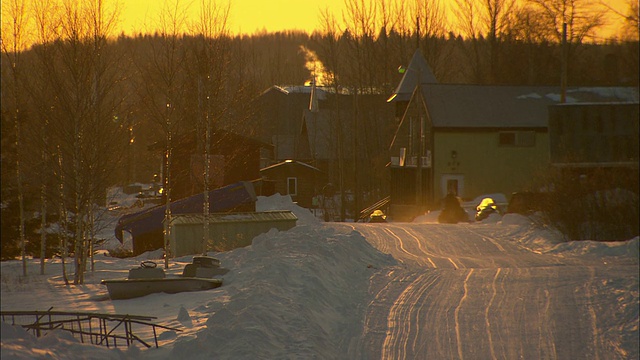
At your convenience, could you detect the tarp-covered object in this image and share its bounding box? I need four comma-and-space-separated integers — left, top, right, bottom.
115, 181, 257, 244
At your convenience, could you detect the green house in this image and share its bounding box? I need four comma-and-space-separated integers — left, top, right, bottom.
388, 50, 639, 221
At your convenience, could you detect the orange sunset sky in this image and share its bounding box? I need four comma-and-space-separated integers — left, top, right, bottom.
120, 0, 630, 40
0, 0, 632, 47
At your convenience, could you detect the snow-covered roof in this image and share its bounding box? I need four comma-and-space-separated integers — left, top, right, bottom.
169, 210, 298, 225
263, 85, 328, 100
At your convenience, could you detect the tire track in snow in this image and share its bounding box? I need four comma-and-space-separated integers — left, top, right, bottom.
537, 288, 557, 360
461, 223, 507, 253
382, 228, 424, 266
585, 266, 600, 360
391, 226, 438, 268
381, 273, 437, 359
394, 226, 461, 269
390, 227, 445, 268
408, 274, 442, 356
485, 268, 501, 360
455, 269, 474, 360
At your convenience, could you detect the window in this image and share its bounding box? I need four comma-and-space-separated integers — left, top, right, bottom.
498, 131, 535, 147
499, 132, 516, 146
517, 131, 536, 146
287, 177, 297, 196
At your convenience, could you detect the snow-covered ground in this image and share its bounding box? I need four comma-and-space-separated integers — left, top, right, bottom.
1, 194, 638, 359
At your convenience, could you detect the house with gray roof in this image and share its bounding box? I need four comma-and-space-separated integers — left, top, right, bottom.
388, 50, 639, 221
249, 82, 395, 217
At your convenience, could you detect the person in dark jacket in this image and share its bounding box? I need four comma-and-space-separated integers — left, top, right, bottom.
438, 193, 469, 224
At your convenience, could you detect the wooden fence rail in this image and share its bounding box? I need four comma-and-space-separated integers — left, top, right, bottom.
1, 308, 182, 349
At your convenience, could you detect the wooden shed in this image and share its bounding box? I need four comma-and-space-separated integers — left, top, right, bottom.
260, 160, 325, 208
168, 211, 298, 257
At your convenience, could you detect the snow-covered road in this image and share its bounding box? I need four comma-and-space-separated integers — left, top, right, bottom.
336, 221, 639, 360
2, 201, 637, 359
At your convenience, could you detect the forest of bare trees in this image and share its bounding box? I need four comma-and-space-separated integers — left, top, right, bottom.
1, 0, 638, 280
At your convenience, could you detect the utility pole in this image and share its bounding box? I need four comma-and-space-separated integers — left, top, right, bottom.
561, 22, 567, 103
415, 88, 423, 213
415, 16, 424, 214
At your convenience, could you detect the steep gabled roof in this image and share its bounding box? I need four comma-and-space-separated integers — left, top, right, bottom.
299, 109, 333, 160
387, 50, 438, 102
260, 159, 322, 173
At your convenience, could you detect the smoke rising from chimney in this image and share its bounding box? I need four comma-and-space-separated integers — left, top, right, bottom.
300, 46, 330, 86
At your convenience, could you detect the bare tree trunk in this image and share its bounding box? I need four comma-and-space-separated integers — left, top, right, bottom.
164, 105, 173, 268
73, 134, 83, 285
40, 152, 48, 275
31, 0, 62, 277
16, 118, 27, 277
89, 198, 95, 272
318, 9, 347, 221
453, 0, 486, 83
192, 0, 232, 253
57, 146, 69, 285
1, 0, 29, 277
28, 0, 122, 285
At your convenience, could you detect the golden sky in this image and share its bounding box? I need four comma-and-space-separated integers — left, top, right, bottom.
119, 0, 630, 39
1, 0, 631, 47
120, 0, 345, 36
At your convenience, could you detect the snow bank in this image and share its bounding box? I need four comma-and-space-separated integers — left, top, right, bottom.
500, 213, 639, 259
256, 194, 320, 225
169, 222, 396, 359
546, 236, 639, 258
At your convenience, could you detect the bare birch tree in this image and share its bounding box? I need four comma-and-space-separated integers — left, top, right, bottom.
408, 0, 452, 80
318, 8, 347, 221
84, 0, 123, 273
452, 0, 485, 82
32, 0, 56, 275
480, 0, 518, 82
525, 0, 606, 87
1, 0, 30, 276
136, 0, 191, 268
29, 0, 124, 284
600, 0, 639, 41
526, 0, 606, 44
190, 0, 231, 254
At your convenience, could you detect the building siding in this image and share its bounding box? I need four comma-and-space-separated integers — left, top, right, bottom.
433, 131, 549, 201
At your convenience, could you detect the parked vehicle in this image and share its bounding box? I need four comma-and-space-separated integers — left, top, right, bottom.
475, 197, 499, 221
369, 210, 387, 223
101, 256, 227, 300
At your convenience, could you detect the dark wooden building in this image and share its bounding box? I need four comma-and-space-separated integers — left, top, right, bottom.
260, 160, 325, 208
150, 128, 271, 201
548, 102, 639, 166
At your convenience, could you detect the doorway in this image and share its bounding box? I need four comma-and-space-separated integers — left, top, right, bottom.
441, 174, 464, 198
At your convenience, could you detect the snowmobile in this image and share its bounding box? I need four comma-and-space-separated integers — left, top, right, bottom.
438, 193, 469, 224
475, 197, 499, 221
369, 209, 387, 223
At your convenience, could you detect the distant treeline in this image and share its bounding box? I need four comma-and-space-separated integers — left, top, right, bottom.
1, 24, 638, 265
